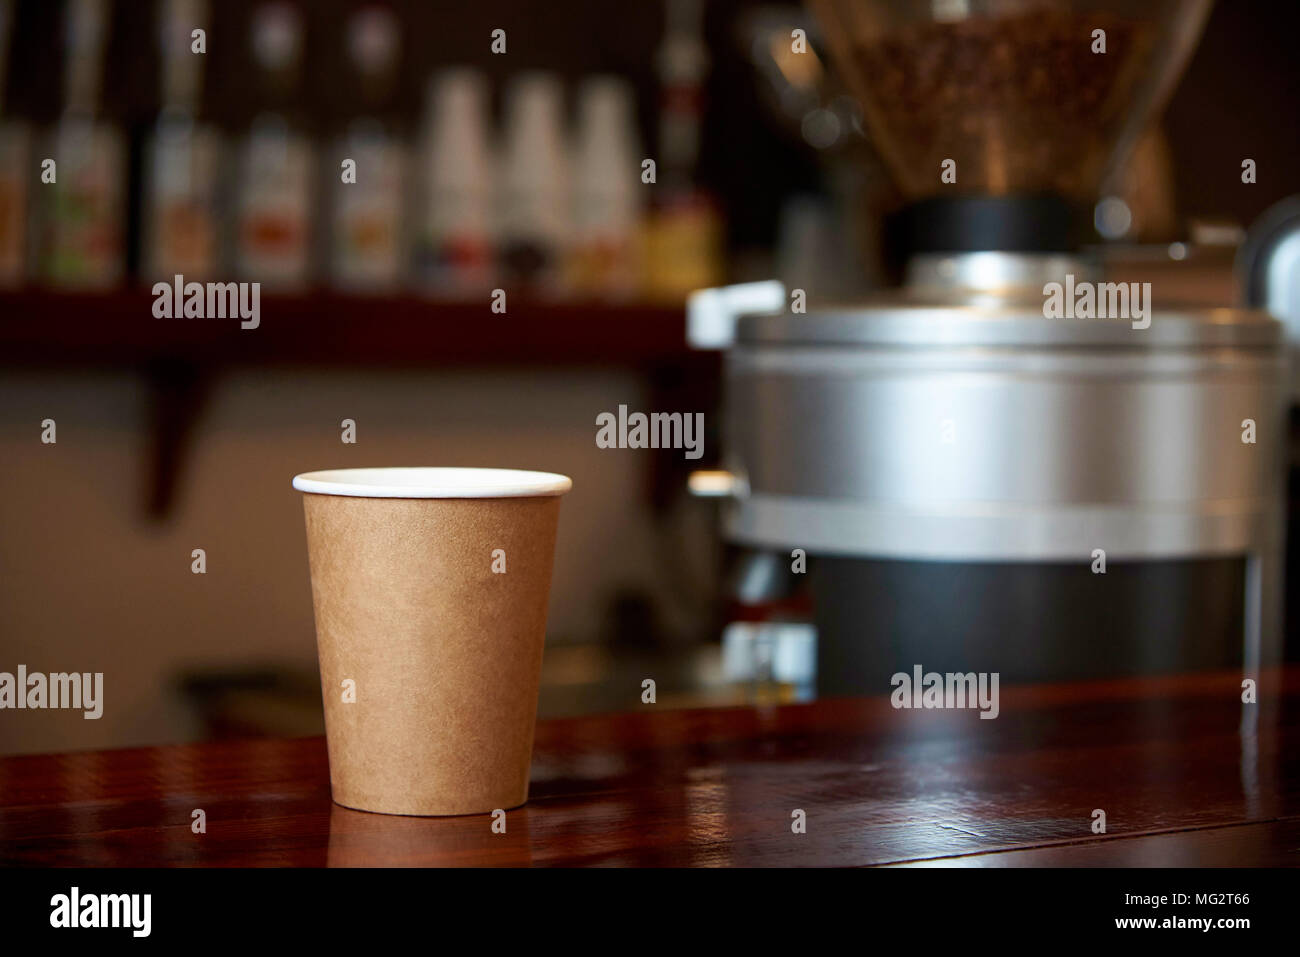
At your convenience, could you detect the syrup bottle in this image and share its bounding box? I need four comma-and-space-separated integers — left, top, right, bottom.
144, 0, 222, 281
0, 0, 31, 286
413, 68, 495, 299
234, 1, 314, 289
330, 4, 407, 292
44, 0, 126, 288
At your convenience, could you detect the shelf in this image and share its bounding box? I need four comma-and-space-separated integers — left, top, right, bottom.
0, 290, 706, 369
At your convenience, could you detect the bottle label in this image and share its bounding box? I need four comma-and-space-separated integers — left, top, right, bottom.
46, 120, 125, 288
333, 134, 406, 290
238, 123, 312, 286
0, 122, 31, 285
147, 122, 220, 279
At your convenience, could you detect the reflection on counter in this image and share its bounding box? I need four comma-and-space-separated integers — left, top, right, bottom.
176, 630, 820, 742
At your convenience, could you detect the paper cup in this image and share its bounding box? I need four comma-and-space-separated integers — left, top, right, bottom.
292, 467, 571, 816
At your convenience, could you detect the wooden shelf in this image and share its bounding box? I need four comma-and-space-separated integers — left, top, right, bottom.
0, 290, 705, 368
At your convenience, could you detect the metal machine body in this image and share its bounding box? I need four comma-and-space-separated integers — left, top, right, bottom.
693, 261, 1287, 693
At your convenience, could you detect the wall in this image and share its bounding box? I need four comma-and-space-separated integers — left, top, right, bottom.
0, 367, 718, 754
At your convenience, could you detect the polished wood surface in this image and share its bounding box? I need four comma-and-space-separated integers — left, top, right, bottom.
1, 668, 1297, 866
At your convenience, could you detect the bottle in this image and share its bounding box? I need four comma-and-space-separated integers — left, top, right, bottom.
569, 76, 643, 300
44, 0, 126, 288
144, 0, 222, 281
0, 0, 30, 286
234, 1, 313, 289
644, 0, 724, 302
413, 69, 495, 299
329, 4, 407, 292
498, 72, 570, 298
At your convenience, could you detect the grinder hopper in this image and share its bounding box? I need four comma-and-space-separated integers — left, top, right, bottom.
808, 0, 1212, 210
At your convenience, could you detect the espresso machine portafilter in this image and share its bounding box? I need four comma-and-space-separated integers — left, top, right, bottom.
690, 0, 1287, 695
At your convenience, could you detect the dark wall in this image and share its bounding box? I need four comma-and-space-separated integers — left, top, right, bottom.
1165, 0, 1300, 227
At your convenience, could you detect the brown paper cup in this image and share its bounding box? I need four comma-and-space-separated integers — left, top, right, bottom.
292, 467, 571, 816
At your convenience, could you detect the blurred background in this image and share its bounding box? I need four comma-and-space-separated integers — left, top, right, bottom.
1, 0, 1298, 755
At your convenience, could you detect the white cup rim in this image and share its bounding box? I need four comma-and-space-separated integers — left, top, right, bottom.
292, 467, 572, 499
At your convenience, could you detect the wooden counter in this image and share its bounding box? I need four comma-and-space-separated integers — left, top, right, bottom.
1, 667, 1297, 866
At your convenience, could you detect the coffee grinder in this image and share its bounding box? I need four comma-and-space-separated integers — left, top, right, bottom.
690, 0, 1287, 695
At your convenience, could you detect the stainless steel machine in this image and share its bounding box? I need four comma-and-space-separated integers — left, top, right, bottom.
690, 0, 1288, 695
